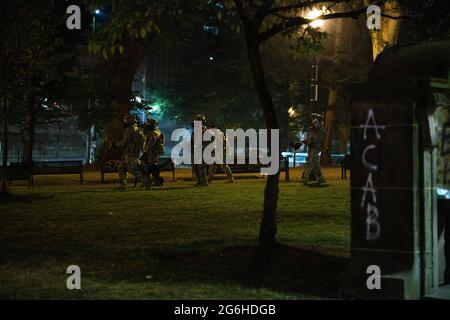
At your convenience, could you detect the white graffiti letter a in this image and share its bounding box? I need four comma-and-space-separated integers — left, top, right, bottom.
361, 173, 377, 207
360, 109, 386, 140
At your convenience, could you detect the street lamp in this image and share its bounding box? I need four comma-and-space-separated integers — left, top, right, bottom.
86, 9, 101, 164
302, 6, 329, 124
305, 6, 328, 29
93, 9, 101, 32
288, 107, 297, 118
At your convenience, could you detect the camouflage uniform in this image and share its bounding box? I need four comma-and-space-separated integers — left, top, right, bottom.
143, 120, 165, 186
117, 121, 149, 189
303, 122, 326, 185
207, 128, 235, 183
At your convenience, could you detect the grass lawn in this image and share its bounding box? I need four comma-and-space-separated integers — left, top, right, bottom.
0, 167, 350, 299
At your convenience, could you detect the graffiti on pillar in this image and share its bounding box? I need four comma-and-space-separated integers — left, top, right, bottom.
439, 121, 450, 186
433, 93, 450, 188
441, 122, 450, 156
360, 109, 385, 241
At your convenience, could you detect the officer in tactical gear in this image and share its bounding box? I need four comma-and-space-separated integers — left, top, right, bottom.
207, 123, 235, 183
192, 114, 208, 187
143, 118, 165, 187
116, 114, 150, 190
302, 117, 326, 185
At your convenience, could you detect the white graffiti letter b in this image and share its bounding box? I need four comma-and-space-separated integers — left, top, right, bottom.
66, 5, 81, 30
66, 265, 81, 290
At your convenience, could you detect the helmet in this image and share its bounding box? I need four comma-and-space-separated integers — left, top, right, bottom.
146, 118, 158, 129
123, 114, 137, 126
311, 113, 323, 127
194, 114, 206, 123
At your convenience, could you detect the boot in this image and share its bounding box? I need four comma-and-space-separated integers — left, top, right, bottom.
194, 177, 208, 187
138, 182, 151, 190
302, 174, 309, 186
194, 166, 208, 187
153, 177, 164, 187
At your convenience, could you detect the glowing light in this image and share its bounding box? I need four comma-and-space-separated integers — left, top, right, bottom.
305, 7, 327, 29
288, 107, 297, 117
95, 9, 101, 15
151, 103, 162, 114
41, 98, 49, 109
437, 188, 449, 199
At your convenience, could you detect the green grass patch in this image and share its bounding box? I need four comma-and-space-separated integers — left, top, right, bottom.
0, 168, 350, 299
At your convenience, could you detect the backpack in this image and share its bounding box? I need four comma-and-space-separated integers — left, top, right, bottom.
131, 125, 146, 155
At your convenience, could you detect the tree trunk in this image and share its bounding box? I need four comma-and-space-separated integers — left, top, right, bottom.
56, 126, 61, 159
22, 109, 35, 165
338, 125, 350, 154
86, 100, 92, 164
279, 104, 291, 151
1, 96, 9, 194
100, 39, 145, 161
365, 0, 403, 60
322, 86, 337, 166
246, 37, 280, 248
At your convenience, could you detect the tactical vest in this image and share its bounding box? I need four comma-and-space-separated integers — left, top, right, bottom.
126, 125, 146, 156
147, 129, 165, 156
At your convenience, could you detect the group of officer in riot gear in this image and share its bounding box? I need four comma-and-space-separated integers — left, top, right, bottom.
113, 112, 326, 190
113, 114, 165, 190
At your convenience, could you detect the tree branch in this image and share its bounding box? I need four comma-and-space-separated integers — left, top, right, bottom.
258, 17, 309, 43
253, 0, 276, 28
268, 11, 293, 21
269, 0, 350, 14
233, 0, 248, 24
381, 13, 411, 20
258, 1, 387, 43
